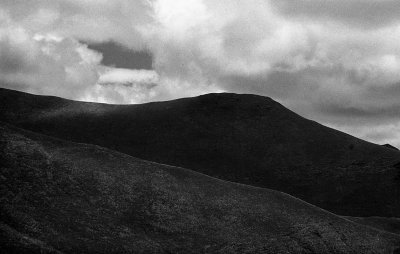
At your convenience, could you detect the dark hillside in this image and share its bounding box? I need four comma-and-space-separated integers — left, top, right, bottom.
1, 122, 399, 253
1, 87, 400, 217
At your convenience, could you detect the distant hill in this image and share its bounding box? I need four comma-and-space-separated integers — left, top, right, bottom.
1, 122, 399, 253
1, 87, 400, 217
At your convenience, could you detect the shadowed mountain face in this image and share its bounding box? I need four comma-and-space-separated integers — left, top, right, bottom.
1, 87, 400, 217
1, 123, 399, 254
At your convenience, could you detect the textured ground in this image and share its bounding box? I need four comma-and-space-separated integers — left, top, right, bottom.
1, 122, 399, 253
1, 87, 399, 217
345, 217, 400, 235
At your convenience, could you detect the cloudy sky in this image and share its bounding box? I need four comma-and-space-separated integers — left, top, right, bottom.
0, 0, 400, 147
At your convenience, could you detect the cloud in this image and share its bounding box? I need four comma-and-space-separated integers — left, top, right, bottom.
0, 13, 101, 99
87, 68, 158, 104
98, 68, 158, 85
87, 41, 153, 70
0, 0, 400, 146
274, 0, 400, 29
0, 0, 152, 50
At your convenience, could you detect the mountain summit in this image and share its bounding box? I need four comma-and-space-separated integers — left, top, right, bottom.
1, 87, 399, 217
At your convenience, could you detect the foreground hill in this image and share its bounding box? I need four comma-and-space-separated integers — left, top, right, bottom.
1, 87, 400, 217
1, 122, 399, 253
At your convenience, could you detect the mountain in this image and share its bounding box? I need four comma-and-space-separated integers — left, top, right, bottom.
1, 87, 399, 217
1, 122, 399, 254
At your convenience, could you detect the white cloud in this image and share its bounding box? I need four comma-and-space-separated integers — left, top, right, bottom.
0, 14, 101, 99
98, 68, 158, 85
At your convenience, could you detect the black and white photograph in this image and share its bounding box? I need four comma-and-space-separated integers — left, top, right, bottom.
1, 0, 400, 253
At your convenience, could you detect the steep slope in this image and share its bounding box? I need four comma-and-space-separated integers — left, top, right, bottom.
1, 122, 399, 253
1, 87, 400, 217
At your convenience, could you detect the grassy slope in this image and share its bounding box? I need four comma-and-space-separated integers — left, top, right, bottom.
1, 122, 400, 253
1, 87, 400, 217
0, 222, 63, 254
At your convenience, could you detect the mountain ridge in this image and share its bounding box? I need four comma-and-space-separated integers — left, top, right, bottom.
1, 87, 399, 217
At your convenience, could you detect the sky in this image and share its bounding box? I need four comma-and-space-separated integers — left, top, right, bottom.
0, 0, 400, 147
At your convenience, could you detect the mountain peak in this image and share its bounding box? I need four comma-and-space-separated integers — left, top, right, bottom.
1, 87, 400, 217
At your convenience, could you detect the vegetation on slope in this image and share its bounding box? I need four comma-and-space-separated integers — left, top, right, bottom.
1, 122, 399, 253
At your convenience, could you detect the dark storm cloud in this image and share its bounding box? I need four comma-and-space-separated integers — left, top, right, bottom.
87, 41, 153, 70
318, 103, 400, 120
